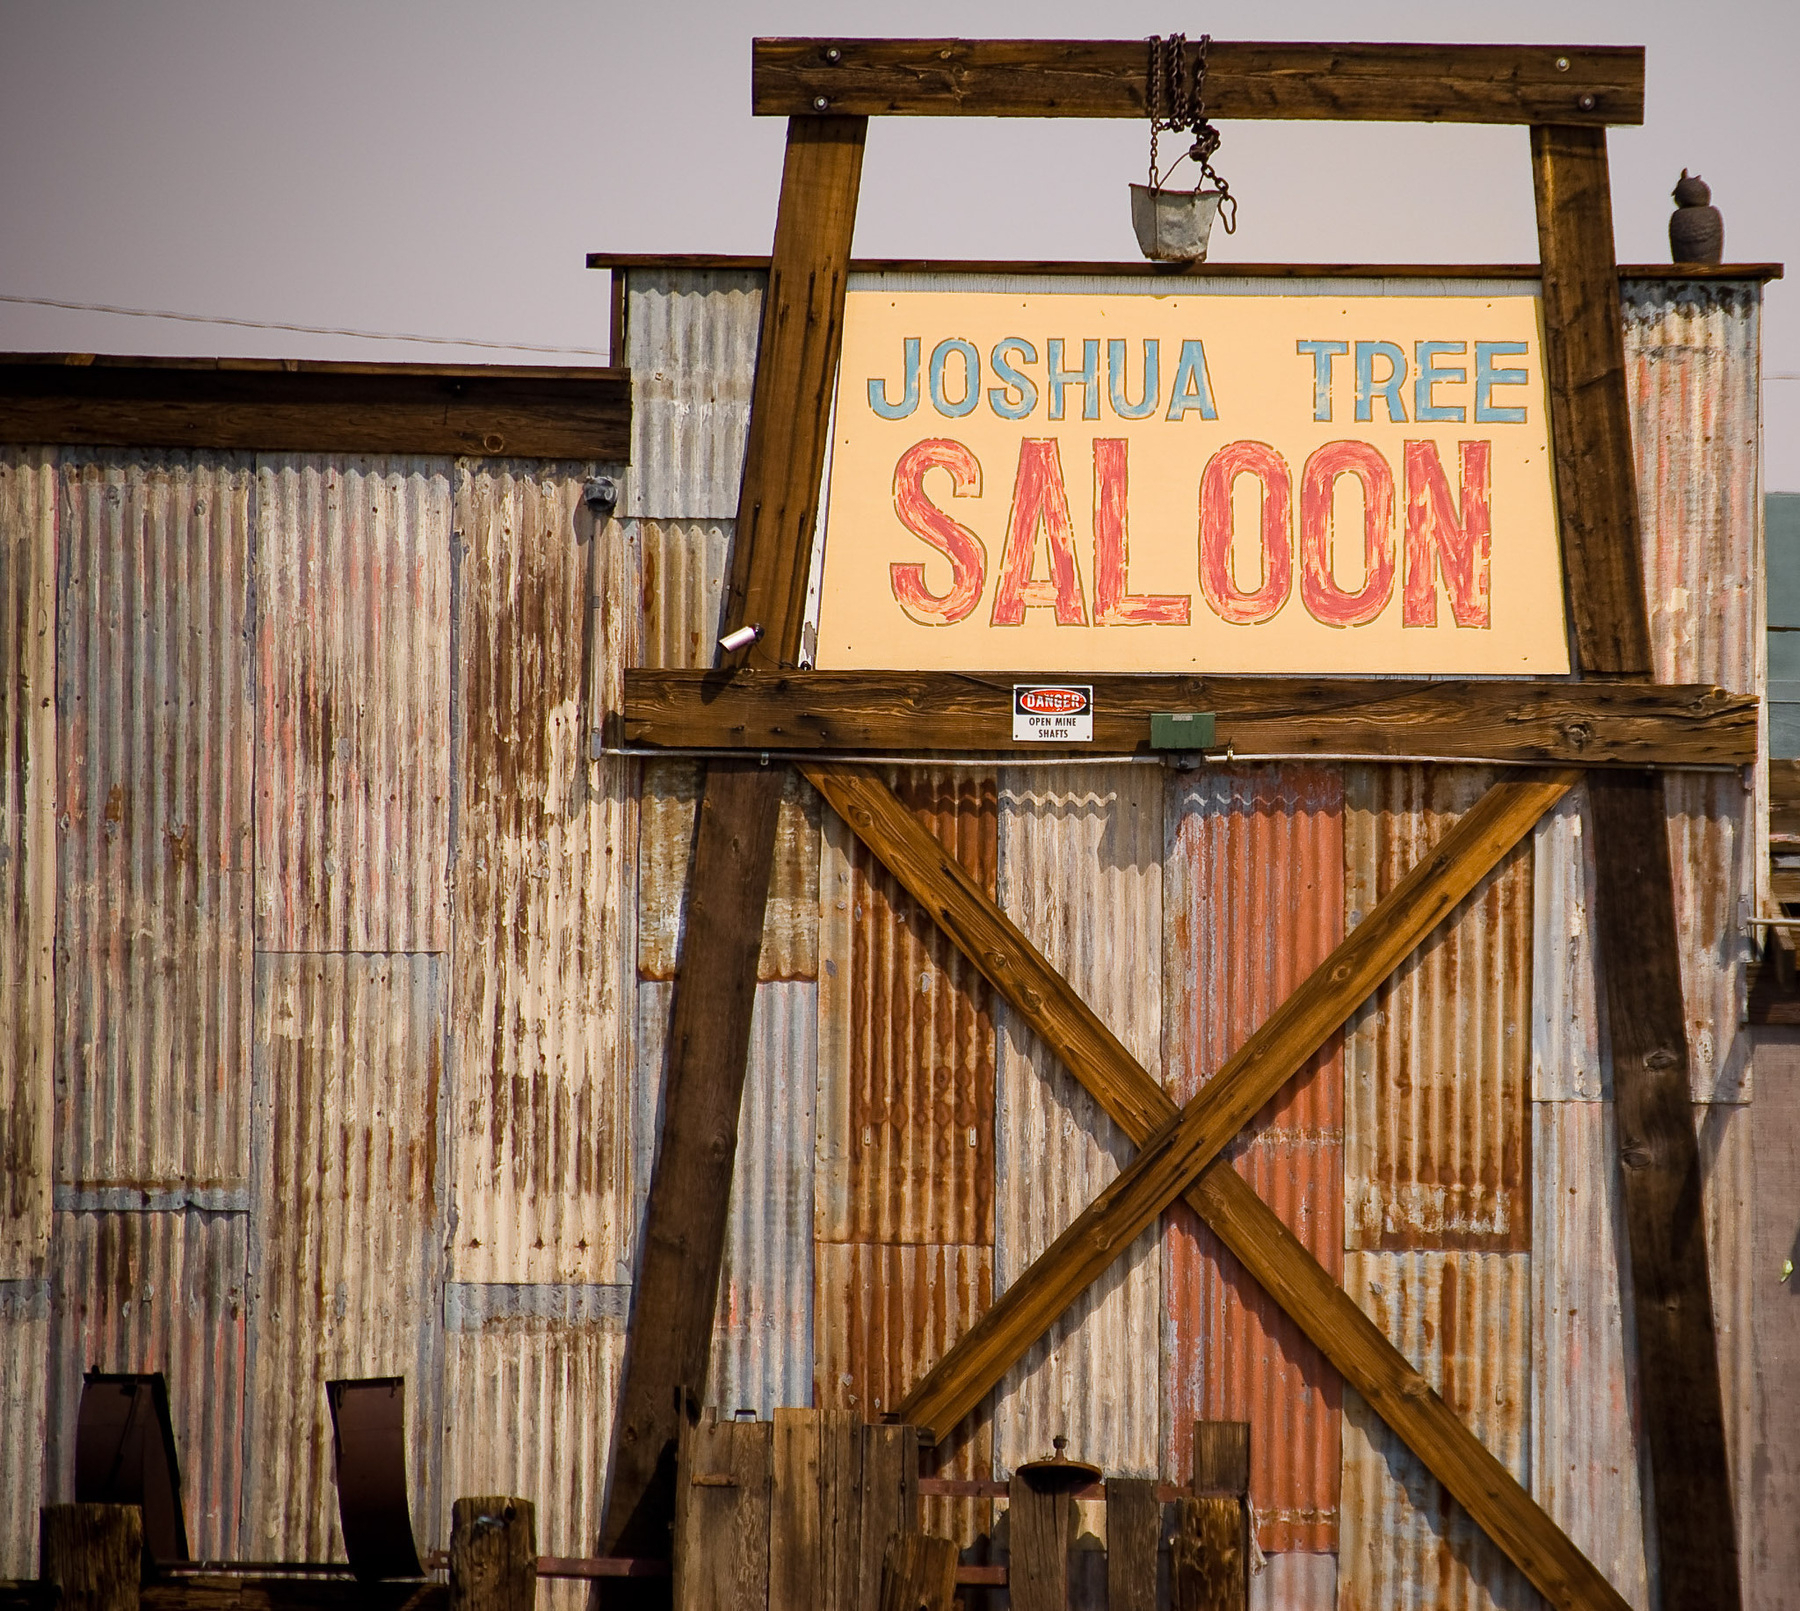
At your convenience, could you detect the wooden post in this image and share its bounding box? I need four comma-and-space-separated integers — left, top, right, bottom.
450, 1497, 536, 1611
877, 1535, 957, 1611
1006, 1475, 1071, 1611
1170, 1424, 1248, 1611
39, 1506, 140, 1611
1104, 1478, 1161, 1611
672, 1414, 773, 1611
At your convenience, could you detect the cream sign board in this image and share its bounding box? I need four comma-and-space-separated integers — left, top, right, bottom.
814, 288, 1569, 674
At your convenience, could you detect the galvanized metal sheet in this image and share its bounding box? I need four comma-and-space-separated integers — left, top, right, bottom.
637, 518, 731, 670
992, 763, 1162, 1481
45, 1209, 247, 1561
1344, 766, 1532, 1252
1530, 1099, 1651, 1609
1531, 786, 1604, 1103
0, 1276, 49, 1575
1339, 1251, 1534, 1611
450, 462, 636, 1284
55, 448, 255, 1191
1749, 1028, 1800, 1611
0, 446, 55, 1277
253, 454, 452, 954
1667, 772, 1754, 1104
622, 270, 763, 521
1162, 765, 1344, 1553
244, 953, 445, 1562
1250, 1552, 1337, 1611
441, 1281, 627, 1573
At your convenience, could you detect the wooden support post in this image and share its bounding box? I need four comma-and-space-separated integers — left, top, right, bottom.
1172, 1424, 1248, 1611
1103, 1478, 1161, 1611
877, 1535, 958, 1611
673, 1415, 774, 1611
1534, 121, 1742, 1609
39, 1506, 140, 1611
599, 109, 866, 1585
1005, 1476, 1071, 1611
450, 1497, 536, 1611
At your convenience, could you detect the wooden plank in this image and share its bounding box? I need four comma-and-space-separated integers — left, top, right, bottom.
38, 1506, 140, 1611
723, 115, 867, 670
0, 356, 629, 460
449, 1499, 536, 1611
1531, 126, 1652, 675
1004, 1478, 1071, 1611
812, 763, 1632, 1611
622, 669, 1757, 767
1171, 1498, 1243, 1611
877, 1536, 957, 1611
673, 1416, 773, 1611
858, 1426, 921, 1606
896, 769, 1570, 1437
1103, 1479, 1161, 1611
770, 1409, 824, 1610
753, 40, 1643, 125
1587, 774, 1742, 1607
1191, 1422, 1250, 1497
1750, 1031, 1800, 1609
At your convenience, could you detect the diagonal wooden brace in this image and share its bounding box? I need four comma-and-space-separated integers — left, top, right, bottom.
804, 762, 1632, 1611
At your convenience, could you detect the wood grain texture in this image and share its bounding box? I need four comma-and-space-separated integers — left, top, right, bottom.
0, 357, 629, 460
877, 1536, 957, 1611
39, 1506, 141, 1611
1531, 125, 1652, 675
1587, 773, 1741, 1609
769, 1409, 826, 1610
812, 763, 1632, 1611
895, 770, 1572, 1438
1170, 1498, 1244, 1611
1750, 1032, 1800, 1611
622, 670, 1756, 766
1103, 1479, 1161, 1611
858, 1426, 922, 1606
672, 1417, 773, 1611
1004, 1479, 1071, 1611
1191, 1423, 1250, 1497
753, 40, 1644, 124
723, 116, 867, 670
449, 1499, 536, 1611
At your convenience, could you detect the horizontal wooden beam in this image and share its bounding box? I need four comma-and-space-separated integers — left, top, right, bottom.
805, 763, 1629, 1611
753, 39, 1644, 125
0, 354, 631, 461
623, 670, 1756, 766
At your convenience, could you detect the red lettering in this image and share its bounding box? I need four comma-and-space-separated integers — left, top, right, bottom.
991, 439, 1088, 626
1404, 440, 1491, 627
888, 439, 986, 625
1299, 440, 1395, 628
1093, 438, 1190, 626
1198, 441, 1292, 625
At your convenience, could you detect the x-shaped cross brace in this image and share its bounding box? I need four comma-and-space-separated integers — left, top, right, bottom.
802, 761, 1631, 1611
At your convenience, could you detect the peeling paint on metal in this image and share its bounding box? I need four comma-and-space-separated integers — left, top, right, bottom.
1162, 765, 1344, 1552
253, 454, 452, 954
992, 763, 1162, 1482
1339, 1251, 1534, 1611
45, 1209, 247, 1560
0, 1277, 48, 1575
55, 448, 255, 1190
1531, 1099, 1651, 1610
451, 461, 636, 1284
0, 446, 55, 1278
244, 953, 445, 1561
622, 270, 763, 521
1345, 767, 1532, 1252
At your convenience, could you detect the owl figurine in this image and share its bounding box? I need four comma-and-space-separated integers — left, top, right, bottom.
1670, 170, 1724, 265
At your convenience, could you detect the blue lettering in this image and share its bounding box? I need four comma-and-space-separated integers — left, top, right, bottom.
988, 337, 1039, 420
868, 337, 920, 419
1107, 339, 1159, 420
1047, 338, 1100, 421
928, 338, 980, 418
1296, 339, 1348, 422
1355, 340, 1409, 423
1413, 341, 1467, 424
1475, 341, 1529, 424
1164, 340, 1218, 421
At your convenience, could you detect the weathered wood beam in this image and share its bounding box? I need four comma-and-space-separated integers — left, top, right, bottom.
754, 40, 1644, 125
894, 769, 1571, 1436
0, 355, 630, 461
623, 669, 1756, 766
598, 113, 867, 1586
803, 762, 1631, 1611
1534, 124, 1743, 1608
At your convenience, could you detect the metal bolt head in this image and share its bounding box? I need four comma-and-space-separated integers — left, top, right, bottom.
825, 46, 841, 63
1555, 55, 1570, 71
1578, 92, 1597, 110
812, 95, 830, 110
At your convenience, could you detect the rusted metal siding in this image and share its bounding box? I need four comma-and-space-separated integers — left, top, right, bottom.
1162, 765, 1344, 1553
622, 270, 762, 521
0, 1277, 48, 1575
1625, 281, 1761, 1104
0, 446, 55, 1278
1339, 1252, 1534, 1611
992, 763, 1162, 1480
253, 454, 452, 954
55, 448, 255, 1192
1531, 1099, 1651, 1609
450, 461, 636, 1285
243, 953, 444, 1561
441, 1281, 627, 1568
637, 519, 730, 670
1344, 766, 1533, 1253
45, 1208, 248, 1559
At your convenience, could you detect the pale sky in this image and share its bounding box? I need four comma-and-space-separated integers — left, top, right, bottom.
3, 0, 1795, 485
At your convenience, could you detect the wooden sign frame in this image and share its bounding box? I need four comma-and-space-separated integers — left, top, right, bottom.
601, 41, 1740, 1611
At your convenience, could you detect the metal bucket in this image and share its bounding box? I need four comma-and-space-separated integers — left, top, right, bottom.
1130, 184, 1223, 262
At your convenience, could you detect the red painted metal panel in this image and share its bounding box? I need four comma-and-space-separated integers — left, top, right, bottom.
1162, 764, 1344, 1553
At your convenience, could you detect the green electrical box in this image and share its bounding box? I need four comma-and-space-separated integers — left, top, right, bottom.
1150, 711, 1216, 751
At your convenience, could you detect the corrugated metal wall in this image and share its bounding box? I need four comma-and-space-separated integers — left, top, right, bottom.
0, 270, 1763, 1604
